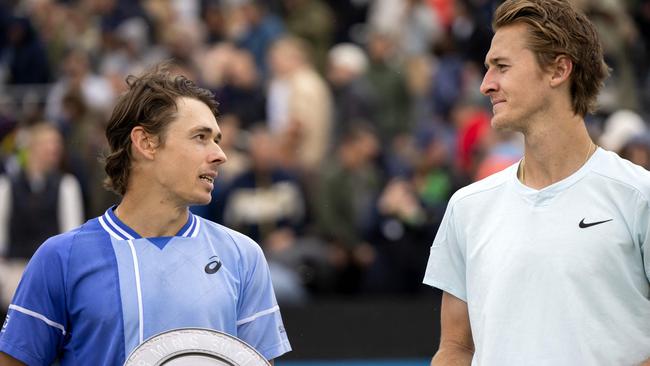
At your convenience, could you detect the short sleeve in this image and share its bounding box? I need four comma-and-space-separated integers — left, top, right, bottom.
236, 239, 291, 360
0, 237, 69, 365
636, 196, 650, 283
422, 202, 468, 301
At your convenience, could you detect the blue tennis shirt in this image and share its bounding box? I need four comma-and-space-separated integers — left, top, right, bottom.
0, 207, 291, 365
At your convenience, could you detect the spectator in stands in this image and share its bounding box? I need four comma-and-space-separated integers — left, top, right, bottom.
327, 43, 376, 140
6, 16, 51, 85
282, 0, 334, 72
364, 30, 411, 145
365, 177, 438, 294
599, 109, 647, 154
220, 124, 313, 304
314, 123, 381, 293
0, 122, 84, 310
45, 48, 115, 124
234, 0, 285, 79
221, 124, 307, 245
267, 36, 332, 175
60, 90, 118, 218
215, 48, 267, 130
620, 132, 650, 170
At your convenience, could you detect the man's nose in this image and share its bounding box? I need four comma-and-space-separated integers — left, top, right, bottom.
480, 71, 496, 96
210, 144, 227, 165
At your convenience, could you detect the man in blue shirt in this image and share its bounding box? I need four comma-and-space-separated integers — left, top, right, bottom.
0, 65, 292, 365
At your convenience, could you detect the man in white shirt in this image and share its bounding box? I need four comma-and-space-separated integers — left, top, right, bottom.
424, 0, 650, 365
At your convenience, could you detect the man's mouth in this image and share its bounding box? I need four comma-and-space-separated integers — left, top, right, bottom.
199, 175, 214, 184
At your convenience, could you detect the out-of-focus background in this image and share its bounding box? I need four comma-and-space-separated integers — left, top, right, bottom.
0, 0, 649, 364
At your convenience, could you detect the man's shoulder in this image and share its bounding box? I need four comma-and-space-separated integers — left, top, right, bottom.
199, 218, 263, 255
449, 162, 517, 208
35, 218, 106, 257
591, 149, 650, 200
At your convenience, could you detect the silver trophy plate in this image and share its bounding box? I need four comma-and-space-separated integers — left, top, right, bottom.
124, 328, 270, 366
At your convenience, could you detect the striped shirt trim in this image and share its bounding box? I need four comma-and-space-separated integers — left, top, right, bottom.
236, 306, 280, 326
99, 209, 201, 239
126, 239, 145, 343
190, 217, 201, 238
99, 216, 127, 240
100, 210, 135, 240
8, 304, 66, 335
180, 214, 196, 237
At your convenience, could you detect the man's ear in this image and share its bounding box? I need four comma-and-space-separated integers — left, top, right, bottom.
549, 54, 573, 88
130, 126, 157, 160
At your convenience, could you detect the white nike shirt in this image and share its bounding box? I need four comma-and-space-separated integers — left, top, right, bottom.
424, 148, 650, 365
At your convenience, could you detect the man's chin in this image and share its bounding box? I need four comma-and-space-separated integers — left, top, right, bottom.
490, 116, 514, 131
191, 195, 213, 207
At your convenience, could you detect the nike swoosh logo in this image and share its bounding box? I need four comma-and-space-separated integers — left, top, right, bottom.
579, 218, 613, 228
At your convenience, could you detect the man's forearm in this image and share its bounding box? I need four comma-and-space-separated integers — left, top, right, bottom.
0, 352, 26, 366
431, 345, 474, 366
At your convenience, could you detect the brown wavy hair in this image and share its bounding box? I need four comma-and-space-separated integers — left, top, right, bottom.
493, 0, 610, 116
103, 63, 218, 195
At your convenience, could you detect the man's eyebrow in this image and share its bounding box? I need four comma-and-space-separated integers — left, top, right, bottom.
190, 126, 221, 142
485, 57, 508, 68
190, 126, 213, 134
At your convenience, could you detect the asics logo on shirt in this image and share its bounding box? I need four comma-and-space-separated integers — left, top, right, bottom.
204, 256, 222, 274
579, 218, 613, 228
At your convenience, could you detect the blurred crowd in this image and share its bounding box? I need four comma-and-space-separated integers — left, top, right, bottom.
1, 0, 650, 305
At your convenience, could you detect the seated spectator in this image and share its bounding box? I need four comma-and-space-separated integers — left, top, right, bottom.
365, 177, 439, 294
220, 124, 315, 304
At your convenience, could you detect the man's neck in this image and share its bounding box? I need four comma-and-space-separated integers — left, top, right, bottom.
519, 111, 594, 189
115, 189, 189, 238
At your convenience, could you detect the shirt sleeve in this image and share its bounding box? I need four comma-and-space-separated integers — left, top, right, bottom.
422, 201, 468, 301
236, 237, 291, 360
636, 195, 650, 283
0, 236, 69, 365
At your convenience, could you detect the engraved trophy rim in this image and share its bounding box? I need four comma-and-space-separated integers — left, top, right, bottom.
123, 327, 271, 366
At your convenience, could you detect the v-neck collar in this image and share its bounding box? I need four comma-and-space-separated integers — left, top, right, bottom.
98, 205, 201, 241
510, 147, 602, 205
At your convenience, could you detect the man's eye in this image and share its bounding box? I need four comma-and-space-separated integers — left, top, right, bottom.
196, 134, 206, 140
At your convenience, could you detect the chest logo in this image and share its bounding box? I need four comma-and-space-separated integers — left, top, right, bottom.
205, 256, 222, 274
579, 218, 612, 228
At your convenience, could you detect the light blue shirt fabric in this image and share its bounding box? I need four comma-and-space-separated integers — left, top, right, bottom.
424, 148, 650, 365
0, 207, 291, 365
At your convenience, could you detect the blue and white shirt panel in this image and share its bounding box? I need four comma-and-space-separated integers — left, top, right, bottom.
0, 207, 291, 365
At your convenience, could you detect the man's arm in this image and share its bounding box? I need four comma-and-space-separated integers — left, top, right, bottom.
0, 352, 26, 366
431, 291, 474, 366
